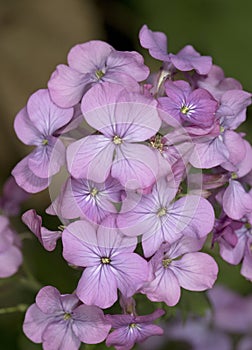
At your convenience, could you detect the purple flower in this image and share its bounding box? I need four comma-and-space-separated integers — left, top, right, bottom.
50, 175, 123, 224
212, 213, 241, 248
139, 25, 212, 75
0, 176, 29, 216
23, 286, 111, 350
218, 215, 252, 281
190, 89, 251, 169
194, 64, 243, 101
11, 156, 51, 193
117, 177, 215, 257
67, 82, 161, 189
147, 316, 232, 350
12, 89, 73, 192
62, 216, 149, 308
22, 209, 61, 251
105, 309, 165, 350
0, 215, 22, 278
158, 80, 218, 128
48, 40, 149, 108
142, 236, 218, 306
208, 285, 252, 334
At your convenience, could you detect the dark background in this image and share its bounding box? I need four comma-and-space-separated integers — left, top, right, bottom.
0, 0, 252, 349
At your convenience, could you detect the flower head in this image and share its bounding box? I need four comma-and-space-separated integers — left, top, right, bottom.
48, 40, 149, 108
23, 286, 111, 350
62, 216, 149, 308
105, 309, 165, 350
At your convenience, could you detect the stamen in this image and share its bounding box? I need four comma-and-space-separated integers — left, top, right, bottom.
231, 172, 238, 180
157, 207, 167, 217
162, 258, 172, 268
113, 135, 122, 145
95, 70, 105, 80
101, 257, 111, 264
90, 187, 99, 197
150, 134, 164, 153
129, 323, 137, 329
63, 312, 72, 320
180, 105, 190, 115
42, 139, 48, 145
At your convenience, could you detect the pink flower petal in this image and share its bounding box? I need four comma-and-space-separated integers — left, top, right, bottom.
67, 135, 114, 182
112, 143, 158, 189
11, 156, 50, 193
27, 89, 73, 134
48, 64, 91, 108
171, 252, 218, 291
77, 265, 118, 308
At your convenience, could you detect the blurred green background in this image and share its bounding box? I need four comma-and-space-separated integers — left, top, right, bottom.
0, 0, 252, 349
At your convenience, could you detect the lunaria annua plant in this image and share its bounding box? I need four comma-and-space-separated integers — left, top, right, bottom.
0, 24, 252, 350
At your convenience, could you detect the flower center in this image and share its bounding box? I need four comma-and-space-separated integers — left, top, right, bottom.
63, 312, 72, 321
129, 323, 137, 329
90, 187, 99, 197
95, 70, 105, 80
231, 172, 238, 180
42, 139, 48, 146
180, 105, 190, 115
162, 257, 172, 268
245, 222, 251, 230
157, 207, 167, 217
101, 257, 111, 264
150, 134, 164, 153
113, 135, 122, 145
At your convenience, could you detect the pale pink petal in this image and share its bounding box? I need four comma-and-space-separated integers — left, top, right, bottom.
112, 253, 149, 297
62, 221, 99, 267
139, 25, 169, 61
223, 180, 252, 220
219, 229, 247, 265
48, 64, 91, 108
14, 107, 40, 145
112, 143, 158, 189
28, 138, 65, 178
42, 320, 80, 350
67, 135, 114, 182
172, 252, 218, 291
221, 131, 246, 171
27, 89, 73, 134
23, 304, 53, 343
73, 304, 111, 344
241, 242, 252, 280
68, 41, 113, 73
35, 286, 62, 314
106, 50, 149, 81
77, 265, 118, 308
144, 267, 181, 306
0, 246, 22, 278
190, 136, 229, 168
167, 196, 215, 239
11, 156, 50, 193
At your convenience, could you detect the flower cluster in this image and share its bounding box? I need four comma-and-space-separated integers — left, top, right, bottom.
2, 24, 251, 349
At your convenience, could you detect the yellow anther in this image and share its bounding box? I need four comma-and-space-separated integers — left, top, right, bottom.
180, 105, 190, 114
42, 139, 48, 145
101, 257, 111, 264
95, 70, 105, 80
162, 258, 172, 268
157, 207, 167, 217
90, 187, 99, 197
113, 135, 122, 145
63, 313, 72, 320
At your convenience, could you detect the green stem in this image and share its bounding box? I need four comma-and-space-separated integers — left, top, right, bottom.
20, 259, 42, 292
0, 304, 28, 314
